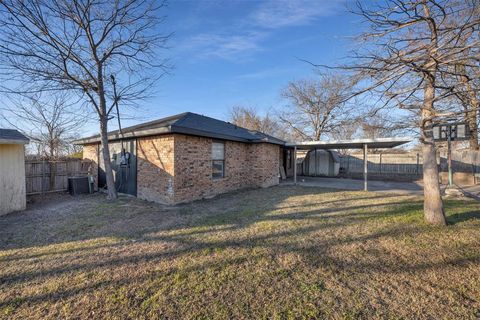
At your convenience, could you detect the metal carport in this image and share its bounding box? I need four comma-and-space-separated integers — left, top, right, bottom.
286, 137, 412, 191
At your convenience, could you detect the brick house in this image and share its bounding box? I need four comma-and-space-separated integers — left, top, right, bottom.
75, 112, 285, 205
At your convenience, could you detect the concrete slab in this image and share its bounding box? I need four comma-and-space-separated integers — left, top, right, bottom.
457, 184, 480, 200
281, 176, 424, 195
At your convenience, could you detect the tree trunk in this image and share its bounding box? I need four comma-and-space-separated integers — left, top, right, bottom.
96, 60, 117, 199
422, 81, 446, 226
422, 141, 445, 225
99, 115, 117, 199
467, 108, 479, 150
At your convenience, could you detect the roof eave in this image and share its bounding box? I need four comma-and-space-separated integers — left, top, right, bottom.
252, 138, 285, 145
0, 138, 29, 145
171, 125, 251, 143
285, 137, 413, 149
170, 125, 285, 145
73, 126, 172, 145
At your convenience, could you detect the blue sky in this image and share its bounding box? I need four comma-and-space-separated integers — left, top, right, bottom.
0, 0, 362, 136
114, 0, 359, 134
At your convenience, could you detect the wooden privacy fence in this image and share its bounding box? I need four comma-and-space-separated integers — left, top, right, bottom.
25, 159, 92, 195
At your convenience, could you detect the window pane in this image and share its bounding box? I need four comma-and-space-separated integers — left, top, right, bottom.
212, 142, 225, 160
212, 160, 224, 178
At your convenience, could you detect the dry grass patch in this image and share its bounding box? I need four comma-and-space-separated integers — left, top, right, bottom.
0, 186, 479, 319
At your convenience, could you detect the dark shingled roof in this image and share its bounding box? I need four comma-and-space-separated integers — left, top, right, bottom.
74, 112, 285, 145
0, 129, 29, 144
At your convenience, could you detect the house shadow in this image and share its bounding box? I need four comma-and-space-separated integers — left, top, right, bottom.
1, 183, 479, 313
4, 176, 476, 253
2, 186, 417, 251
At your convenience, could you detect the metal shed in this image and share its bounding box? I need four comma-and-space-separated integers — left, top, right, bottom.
286, 137, 412, 191
301, 149, 340, 177
0, 129, 29, 215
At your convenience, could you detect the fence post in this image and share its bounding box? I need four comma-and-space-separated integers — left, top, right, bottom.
347, 155, 350, 174
379, 153, 382, 174
50, 161, 56, 192
416, 153, 420, 174
41, 160, 46, 196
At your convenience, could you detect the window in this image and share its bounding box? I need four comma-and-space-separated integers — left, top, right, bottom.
212, 141, 225, 179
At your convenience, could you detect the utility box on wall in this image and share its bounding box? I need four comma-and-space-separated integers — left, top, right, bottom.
0, 129, 29, 215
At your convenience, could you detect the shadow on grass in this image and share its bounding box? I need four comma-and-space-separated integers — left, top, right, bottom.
0, 198, 427, 286
447, 210, 480, 225
1, 185, 479, 316
1, 225, 479, 310
0, 187, 409, 250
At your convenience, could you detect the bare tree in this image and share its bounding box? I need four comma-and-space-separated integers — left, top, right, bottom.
0, 0, 170, 199
443, 3, 480, 150
229, 106, 290, 140
330, 119, 359, 139
327, 119, 360, 155
360, 116, 392, 140
452, 53, 479, 150
1, 93, 87, 158
430, 10, 480, 150
278, 73, 356, 141
329, 0, 480, 225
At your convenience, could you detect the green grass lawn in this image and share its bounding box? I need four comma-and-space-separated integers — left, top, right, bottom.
0, 186, 479, 319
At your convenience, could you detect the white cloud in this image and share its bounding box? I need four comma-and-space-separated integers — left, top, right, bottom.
236, 66, 297, 80
251, 0, 344, 29
181, 0, 345, 61
182, 31, 266, 60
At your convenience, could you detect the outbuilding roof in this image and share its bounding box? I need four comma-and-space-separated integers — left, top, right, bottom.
0, 129, 29, 145
74, 112, 285, 145
285, 137, 412, 150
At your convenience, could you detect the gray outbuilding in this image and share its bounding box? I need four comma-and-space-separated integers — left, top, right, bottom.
286, 137, 412, 191
301, 149, 340, 177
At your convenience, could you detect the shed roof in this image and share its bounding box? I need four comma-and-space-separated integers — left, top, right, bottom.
0, 129, 29, 145
286, 137, 412, 150
74, 112, 285, 145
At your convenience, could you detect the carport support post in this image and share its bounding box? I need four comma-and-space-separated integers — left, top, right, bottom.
293, 146, 297, 185
363, 144, 368, 191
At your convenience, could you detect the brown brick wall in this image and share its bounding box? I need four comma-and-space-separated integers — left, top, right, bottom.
138, 134, 280, 204
248, 143, 281, 188
83, 134, 280, 205
173, 134, 262, 203
137, 135, 175, 204
82, 144, 99, 191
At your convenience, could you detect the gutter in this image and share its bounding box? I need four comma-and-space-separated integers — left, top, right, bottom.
73, 127, 171, 145
74, 126, 286, 146
0, 138, 30, 145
